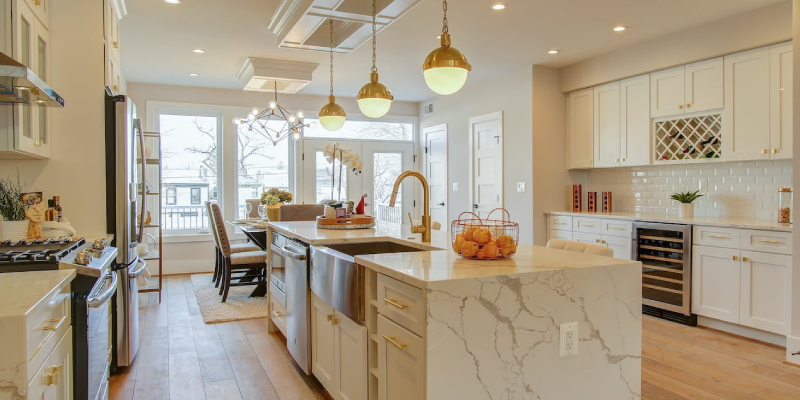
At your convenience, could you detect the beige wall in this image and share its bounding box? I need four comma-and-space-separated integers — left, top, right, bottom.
0, 0, 108, 237
561, 1, 792, 92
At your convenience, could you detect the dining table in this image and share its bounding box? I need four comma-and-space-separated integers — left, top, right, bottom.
226, 218, 270, 297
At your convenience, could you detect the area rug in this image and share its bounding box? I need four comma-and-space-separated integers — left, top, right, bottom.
190, 273, 268, 324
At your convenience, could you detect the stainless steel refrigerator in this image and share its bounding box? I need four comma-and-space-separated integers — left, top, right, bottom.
104, 88, 148, 371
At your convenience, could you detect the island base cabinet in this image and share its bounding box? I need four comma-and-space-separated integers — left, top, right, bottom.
377, 315, 425, 400
28, 326, 72, 400
312, 294, 336, 393
739, 251, 791, 335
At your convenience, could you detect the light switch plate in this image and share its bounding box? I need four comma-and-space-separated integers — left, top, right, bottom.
559, 322, 579, 358
453, 183, 459, 192
517, 182, 526, 192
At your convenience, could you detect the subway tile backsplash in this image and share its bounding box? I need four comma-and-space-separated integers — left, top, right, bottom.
584, 160, 792, 221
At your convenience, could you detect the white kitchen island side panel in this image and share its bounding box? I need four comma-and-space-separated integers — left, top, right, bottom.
425, 264, 642, 400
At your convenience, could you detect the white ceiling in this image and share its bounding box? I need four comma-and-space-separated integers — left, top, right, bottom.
121, 0, 785, 102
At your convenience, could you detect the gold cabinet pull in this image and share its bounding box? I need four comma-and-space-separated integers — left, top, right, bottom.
762, 149, 768, 154
112, 41, 119, 48
621, 157, 626, 162
757, 239, 781, 244
686, 103, 692, 108
34, 0, 41, 6
383, 298, 408, 310
41, 315, 66, 331
772, 149, 779, 154
742, 256, 750, 262
382, 335, 407, 350
706, 234, 726, 239
272, 310, 282, 318
732, 256, 738, 261
326, 314, 333, 321
678, 104, 684, 109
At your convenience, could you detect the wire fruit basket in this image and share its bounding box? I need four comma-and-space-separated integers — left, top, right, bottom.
451, 208, 519, 260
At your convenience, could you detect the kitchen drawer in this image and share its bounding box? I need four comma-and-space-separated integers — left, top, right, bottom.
548, 215, 573, 231
548, 229, 573, 241
572, 232, 603, 245
270, 294, 288, 337
573, 217, 602, 234
27, 284, 71, 378
741, 230, 792, 255
693, 226, 740, 249
377, 274, 425, 338
601, 219, 633, 238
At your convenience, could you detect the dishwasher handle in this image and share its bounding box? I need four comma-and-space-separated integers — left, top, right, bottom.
282, 245, 307, 261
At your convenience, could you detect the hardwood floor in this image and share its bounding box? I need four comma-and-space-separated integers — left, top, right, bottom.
109, 275, 800, 400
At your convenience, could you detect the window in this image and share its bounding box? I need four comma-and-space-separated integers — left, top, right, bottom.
236, 120, 291, 218
304, 119, 413, 141
157, 111, 219, 232
190, 188, 201, 205
211, 186, 218, 200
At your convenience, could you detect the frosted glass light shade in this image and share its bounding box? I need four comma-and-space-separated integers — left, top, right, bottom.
424, 67, 469, 95
358, 98, 392, 119
320, 116, 346, 131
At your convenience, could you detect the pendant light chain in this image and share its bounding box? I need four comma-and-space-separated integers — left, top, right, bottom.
371, 0, 377, 73
442, 0, 448, 34
329, 19, 334, 97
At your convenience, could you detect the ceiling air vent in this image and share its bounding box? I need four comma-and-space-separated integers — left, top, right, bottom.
423, 102, 434, 115
237, 58, 319, 94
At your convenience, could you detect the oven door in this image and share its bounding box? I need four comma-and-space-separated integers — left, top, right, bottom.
270, 242, 287, 307
87, 271, 118, 400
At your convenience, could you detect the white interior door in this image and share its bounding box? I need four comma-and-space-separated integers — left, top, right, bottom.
423, 124, 447, 227
362, 142, 414, 225
469, 112, 503, 218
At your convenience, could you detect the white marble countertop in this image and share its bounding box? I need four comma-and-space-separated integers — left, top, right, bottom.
0, 270, 76, 318
546, 210, 793, 232
268, 221, 639, 288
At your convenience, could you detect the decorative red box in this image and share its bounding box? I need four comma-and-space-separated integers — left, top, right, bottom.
602, 192, 612, 212
588, 192, 597, 213
572, 185, 582, 212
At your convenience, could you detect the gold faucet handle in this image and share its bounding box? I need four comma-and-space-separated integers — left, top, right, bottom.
411, 225, 427, 234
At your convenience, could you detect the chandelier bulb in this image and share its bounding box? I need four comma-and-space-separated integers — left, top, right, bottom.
297, 110, 305, 119
268, 100, 277, 110
247, 113, 255, 121
232, 117, 241, 125
293, 131, 302, 141
288, 114, 297, 123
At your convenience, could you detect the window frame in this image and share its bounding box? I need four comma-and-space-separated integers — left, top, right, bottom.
165, 187, 176, 205
190, 188, 201, 205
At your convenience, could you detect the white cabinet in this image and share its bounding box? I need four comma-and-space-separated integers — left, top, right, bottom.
566, 216, 633, 260
692, 246, 741, 323
739, 251, 791, 335
376, 315, 425, 400
23, 0, 49, 29
723, 47, 771, 161
604, 235, 632, 259
567, 88, 594, 169
620, 74, 651, 166
311, 294, 368, 400
769, 42, 793, 160
28, 327, 72, 400
650, 58, 723, 118
593, 82, 621, 168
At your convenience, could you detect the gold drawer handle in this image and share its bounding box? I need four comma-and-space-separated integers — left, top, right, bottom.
272, 310, 282, 318
384, 299, 408, 310
41, 315, 66, 332
757, 239, 781, 244
46, 373, 57, 386
582, 224, 595, 227
382, 335, 407, 350
611, 227, 626, 230
706, 234, 727, 239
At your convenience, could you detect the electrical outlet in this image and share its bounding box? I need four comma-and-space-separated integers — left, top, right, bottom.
517, 182, 526, 192
453, 183, 459, 192
559, 322, 579, 358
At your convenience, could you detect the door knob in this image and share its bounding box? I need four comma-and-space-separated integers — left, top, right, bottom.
437, 202, 445, 206
472, 204, 478, 209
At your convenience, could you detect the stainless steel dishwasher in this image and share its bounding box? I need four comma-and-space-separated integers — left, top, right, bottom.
280, 237, 312, 375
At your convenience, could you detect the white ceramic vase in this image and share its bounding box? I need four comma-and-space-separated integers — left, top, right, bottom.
679, 203, 694, 218
0, 220, 29, 241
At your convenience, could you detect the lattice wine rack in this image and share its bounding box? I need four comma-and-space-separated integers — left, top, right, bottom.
654, 114, 722, 162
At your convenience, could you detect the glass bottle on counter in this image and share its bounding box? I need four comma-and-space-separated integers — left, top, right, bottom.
45, 199, 56, 222
778, 188, 792, 224
53, 196, 62, 222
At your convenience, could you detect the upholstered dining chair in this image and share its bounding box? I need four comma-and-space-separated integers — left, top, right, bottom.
245, 199, 261, 218
278, 204, 325, 221
546, 239, 614, 257
205, 201, 260, 288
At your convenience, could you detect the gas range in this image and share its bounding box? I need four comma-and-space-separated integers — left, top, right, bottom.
0, 237, 86, 273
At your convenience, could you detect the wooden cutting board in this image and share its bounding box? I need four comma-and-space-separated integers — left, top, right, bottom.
316, 215, 376, 229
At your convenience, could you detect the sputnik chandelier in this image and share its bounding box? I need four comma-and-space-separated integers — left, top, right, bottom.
233, 81, 306, 145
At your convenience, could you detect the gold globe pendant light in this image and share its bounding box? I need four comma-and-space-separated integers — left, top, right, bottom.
357, 0, 393, 118
318, 19, 347, 131
423, 0, 472, 95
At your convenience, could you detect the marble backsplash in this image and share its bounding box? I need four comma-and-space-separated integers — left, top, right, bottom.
583, 160, 792, 220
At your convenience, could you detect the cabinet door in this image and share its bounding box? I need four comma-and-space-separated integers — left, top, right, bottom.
572, 231, 603, 246
684, 57, 723, 113
593, 82, 621, 168
723, 47, 771, 161
12, 2, 36, 155
334, 312, 368, 400
568, 88, 594, 169
26, 0, 49, 29
28, 327, 72, 400
769, 42, 792, 159
620, 75, 651, 166
311, 294, 336, 393
377, 315, 424, 400
32, 20, 50, 158
603, 235, 632, 260
691, 246, 740, 323
650, 66, 685, 118
739, 251, 791, 335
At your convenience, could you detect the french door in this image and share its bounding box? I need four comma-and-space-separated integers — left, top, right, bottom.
302, 140, 414, 225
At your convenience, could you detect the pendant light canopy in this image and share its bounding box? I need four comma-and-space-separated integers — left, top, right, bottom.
423, 0, 471, 95
357, 0, 393, 118
318, 19, 346, 131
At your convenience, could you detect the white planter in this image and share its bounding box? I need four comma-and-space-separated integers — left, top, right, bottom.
679, 203, 695, 218
0, 220, 29, 241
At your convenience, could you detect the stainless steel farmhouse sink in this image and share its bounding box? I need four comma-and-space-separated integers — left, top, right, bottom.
310, 242, 425, 323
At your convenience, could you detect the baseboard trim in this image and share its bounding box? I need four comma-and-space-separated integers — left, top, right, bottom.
697, 316, 786, 347
787, 335, 800, 365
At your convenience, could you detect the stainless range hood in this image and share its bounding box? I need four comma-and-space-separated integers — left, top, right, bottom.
0, 52, 64, 107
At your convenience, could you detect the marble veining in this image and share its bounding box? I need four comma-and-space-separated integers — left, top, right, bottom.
547, 211, 792, 232
0, 270, 76, 317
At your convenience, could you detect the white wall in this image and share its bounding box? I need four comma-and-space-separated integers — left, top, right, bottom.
788, 0, 800, 366
420, 67, 535, 244
561, 1, 793, 92
0, 0, 108, 237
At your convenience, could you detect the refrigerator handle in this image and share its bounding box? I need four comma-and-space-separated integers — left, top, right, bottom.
136, 119, 147, 241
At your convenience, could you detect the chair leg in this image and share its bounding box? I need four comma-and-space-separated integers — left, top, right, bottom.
212, 249, 220, 284
222, 258, 232, 303
219, 256, 227, 296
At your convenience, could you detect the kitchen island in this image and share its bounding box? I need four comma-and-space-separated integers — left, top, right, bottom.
266, 221, 642, 400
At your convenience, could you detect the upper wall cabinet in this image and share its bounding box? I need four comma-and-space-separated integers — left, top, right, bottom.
568, 88, 594, 169
620, 75, 651, 167
650, 57, 723, 118
722, 47, 773, 161
769, 42, 792, 160
24, 0, 49, 29
593, 82, 621, 168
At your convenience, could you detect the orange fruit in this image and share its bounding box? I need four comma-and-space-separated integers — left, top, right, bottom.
463, 227, 478, 242
452, 234, 465, 253
473, 228, 492, 244
461, 241, 479, 258
497, 235, 516, 257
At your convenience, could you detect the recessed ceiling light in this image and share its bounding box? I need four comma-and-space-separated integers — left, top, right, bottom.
548, 50, 559, 54
492, 4, 506, 10
188, 73, 199, 76
613, 26, 626, 32
164, 0, 181, 4
192, 49, 205, 53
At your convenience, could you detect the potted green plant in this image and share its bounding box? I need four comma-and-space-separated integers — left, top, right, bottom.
671, 190, 703, 218
260, 188, 293, 221
0, 173, 28, 241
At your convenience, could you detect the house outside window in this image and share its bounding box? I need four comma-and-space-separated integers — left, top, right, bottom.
191, 188, 201, 205
166, 187, 176, 205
